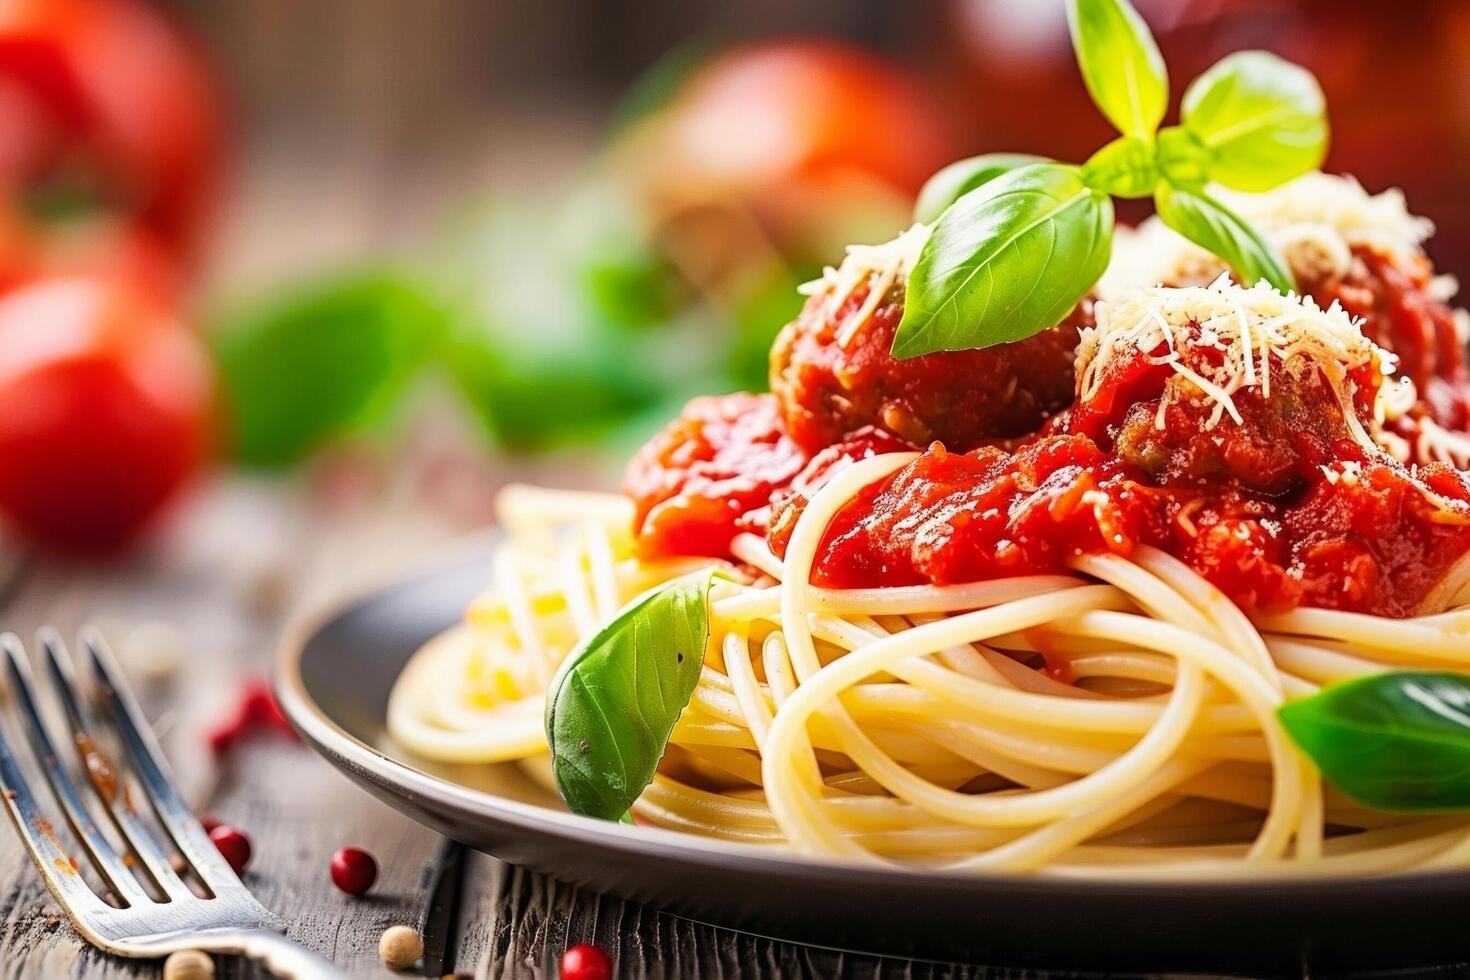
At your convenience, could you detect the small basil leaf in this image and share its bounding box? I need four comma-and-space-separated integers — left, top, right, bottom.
1066, 0, 1168, 139
545, 568, 719, 821
1154, 126, 1212, 191
1279, 672, 1470, 813
1081, 136, 1158, 198
914, 153, 1051, 225
1181, 50, 1328, 192
1153, 182, 1294, 293
894, 163, 1113, 358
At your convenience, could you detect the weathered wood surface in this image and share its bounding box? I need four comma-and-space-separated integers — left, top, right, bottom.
0, 478, 496, 979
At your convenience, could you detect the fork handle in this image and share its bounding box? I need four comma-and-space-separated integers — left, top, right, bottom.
192, 929, 345, 979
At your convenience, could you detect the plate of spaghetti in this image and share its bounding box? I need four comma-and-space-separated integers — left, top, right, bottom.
277, 1, 1470, 970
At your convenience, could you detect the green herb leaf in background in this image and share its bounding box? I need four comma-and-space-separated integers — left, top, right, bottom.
1181, 50, 1328, 192
894, 163, 1113, 357
913, 153, 1052, 225
545, 568, 720, 821
1081, 136, 1158, 198
212, 272, 446, 467
1066, 0, 1168, 139
1153, 182, 1294, 292
1279, 672, 1470, 813
446, 316, 664, 452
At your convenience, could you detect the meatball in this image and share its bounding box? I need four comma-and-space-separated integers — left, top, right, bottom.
769, 277, 1088, 453
1111, 367, 1363, 496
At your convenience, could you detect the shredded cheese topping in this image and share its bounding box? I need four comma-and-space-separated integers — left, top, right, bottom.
1103, 173, 1439, 297
1078, 275, 1395, 450
797, 223, 931, 348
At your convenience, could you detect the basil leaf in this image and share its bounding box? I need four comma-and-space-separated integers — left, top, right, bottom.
545, 568, 719, 821
1066, 0, 1168, 139
212, 271, 447, 468
1081, 136, 1158, 198
914, 153, 1051, 225
894, 163, 1113, 358
1181, 50, 1328, 192
1154, 126, 1212, 191
1153, 182, 1294, 293
1279, 672, 1470, 813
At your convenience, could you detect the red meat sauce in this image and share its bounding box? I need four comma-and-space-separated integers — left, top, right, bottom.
1312, 245, 1470, 431
624, 252, 1470, 619
628, 376, 1470, 620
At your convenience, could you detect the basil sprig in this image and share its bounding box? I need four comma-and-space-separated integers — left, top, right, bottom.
896, 164, 1113, 358
1279, 672, 1470, 813
895, 0, 1328, 358
545, 568, 719, 821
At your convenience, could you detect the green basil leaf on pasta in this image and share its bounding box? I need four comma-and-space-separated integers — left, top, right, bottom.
1279, 672, 1470, 813
1081, 136, 1158, 198
1181, 50, 1328, 192
1153, 182, 1294, 293
1066, 0, 1168, 139
913, 153, 1051, 224
893, 163, 1113, 358
545, 568, 719, 821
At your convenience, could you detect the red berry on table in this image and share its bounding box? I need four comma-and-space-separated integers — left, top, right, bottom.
330, 847, 377, 896
560, 943, 611, 980
209, 825, 251, 874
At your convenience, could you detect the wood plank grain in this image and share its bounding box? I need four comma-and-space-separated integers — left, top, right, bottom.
475, 864, 1018, 980
0, 478, 492, 978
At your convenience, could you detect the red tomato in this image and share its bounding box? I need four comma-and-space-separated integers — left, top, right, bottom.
0, 0, 224, 266
0, 278, 212, 552
658, 40, 951, 198
639, 40, 954, 257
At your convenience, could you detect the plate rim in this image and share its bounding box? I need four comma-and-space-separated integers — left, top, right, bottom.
273, 536, 1470, 908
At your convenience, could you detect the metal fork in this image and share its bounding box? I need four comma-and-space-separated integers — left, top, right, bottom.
0, 628, 342, 978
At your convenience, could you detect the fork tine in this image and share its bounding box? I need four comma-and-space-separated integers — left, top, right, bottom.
1, 634, 152, 908
0, 681, 110, 918
80, 628, 249, 897
39, 629, 193, 903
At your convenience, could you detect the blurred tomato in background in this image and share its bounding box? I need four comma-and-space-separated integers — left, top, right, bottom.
0, 0, 221, 552
0, 278, 211, 553
937, 0, 1470, 267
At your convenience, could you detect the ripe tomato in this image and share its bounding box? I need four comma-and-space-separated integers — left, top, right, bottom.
632, 39, 954, 258
0, 278, 211, 552
0, 0, 224, 268
656, 39, 952, 198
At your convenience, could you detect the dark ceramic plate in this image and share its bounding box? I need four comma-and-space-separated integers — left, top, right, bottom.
275, 538, 1470, 975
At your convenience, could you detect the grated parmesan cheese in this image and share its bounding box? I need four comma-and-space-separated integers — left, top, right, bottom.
797, 223, 931, 348
1077, 275, 1395, 456
1102, 173, 1440, 299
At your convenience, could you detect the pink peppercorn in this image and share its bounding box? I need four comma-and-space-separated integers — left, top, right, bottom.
560, 943, 611, 980
330, 847, 377, 896
209, 824, 251, 874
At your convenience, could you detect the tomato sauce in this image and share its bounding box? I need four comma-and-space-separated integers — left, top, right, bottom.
624, 393, 807, 560
760, 341, 1470, 617
626, 249, 1470, 619
1314, 246, 1470, 430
